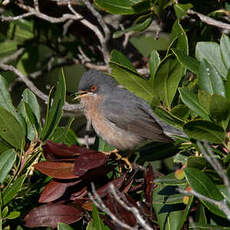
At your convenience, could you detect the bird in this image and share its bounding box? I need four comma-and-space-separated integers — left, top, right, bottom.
75, 70, 184, 165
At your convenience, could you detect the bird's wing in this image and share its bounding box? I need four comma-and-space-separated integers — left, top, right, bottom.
101, 89, 172, 143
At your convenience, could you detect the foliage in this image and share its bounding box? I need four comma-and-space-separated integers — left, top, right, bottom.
0, 0, 230, 229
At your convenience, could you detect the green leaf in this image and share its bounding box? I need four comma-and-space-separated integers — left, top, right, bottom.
209, 94, 230, 121
0, 41, 18, 56
154, 107, 184, 128
153, 57, 185, 107
183, 120, 225, 144
170, 104, 189, 120
58, 223, 74, 230
154, 172, 186, 186
198, 59, 225, 97
41, 69, 66, 140
183, 167, 226, 218
220, 34, 230, 71
88, 204, 110, 230
2, 175, 26, 206
2, 206, 8, 217
113, 16, 152, 38
152, 183, 192, 230
0, 75, 25, 129
225, 70, 230, 100
189, 224, 230, 230
197, 90, 211, 113
187, 156, 207, 170
174, 3, 193, 19
179, 88, 209, 120
170, 20, 188, 55
6, 211, 20, 220
0, 106, 25, 149
0, 149, 16, 183
196, 41, 227, 78
172, 48, 200, 74
149, 49, 161, 83
110, 50, 154, 103
95, 0, 148, 15
14, 19, 34, 41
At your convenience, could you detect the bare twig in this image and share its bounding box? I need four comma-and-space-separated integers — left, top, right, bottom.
177, 188, 230, 220
89, 183, 134, 230
187, 10, 230, 30
109, 184, 152, 230
0, 63, 82, 111
0, 48, 24, 64
197, 142, 230, 196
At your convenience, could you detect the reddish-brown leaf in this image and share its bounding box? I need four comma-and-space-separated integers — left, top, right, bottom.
145, 164, 154, 206
39, 180, 68, 203
45, 140, 97, 157
74, 152, 107, 177
24, 204, 83, 228
97, 173, 126, 198
70, 186, 88, 200
34, 161, 78, 179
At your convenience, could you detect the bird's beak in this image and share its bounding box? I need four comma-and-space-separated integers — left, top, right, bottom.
73, 90, 89, 100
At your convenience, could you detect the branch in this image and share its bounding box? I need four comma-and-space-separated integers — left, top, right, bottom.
0, 48, 24, 64
89, 183, 134, 230
197, 142, 230, 196
187, 10, 230, 30
0, 63, 82, 112
178, 188, 230, 221
109, 184, 152, 230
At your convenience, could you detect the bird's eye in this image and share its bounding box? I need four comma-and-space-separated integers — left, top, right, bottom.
90, 85, 97, 92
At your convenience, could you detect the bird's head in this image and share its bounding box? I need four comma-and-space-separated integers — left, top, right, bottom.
74, 70, 118, 100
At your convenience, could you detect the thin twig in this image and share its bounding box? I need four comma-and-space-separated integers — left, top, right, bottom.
197, 142, 230, 196
0, 63, 82, 111
177, 188, 230, 220
109, 184, 152, 230
187, 10, 230, 30
89, 183, 134, 230
0, 48, 24, 64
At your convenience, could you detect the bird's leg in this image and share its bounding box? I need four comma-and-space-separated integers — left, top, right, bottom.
102, 149, 133, 170
85, 120, 92, 149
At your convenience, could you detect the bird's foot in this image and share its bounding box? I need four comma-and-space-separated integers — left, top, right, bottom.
102, 149, 132, 171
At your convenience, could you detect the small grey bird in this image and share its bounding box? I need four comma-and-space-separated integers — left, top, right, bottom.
76, 70, 184, 151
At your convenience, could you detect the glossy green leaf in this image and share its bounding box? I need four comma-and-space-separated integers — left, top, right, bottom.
152, 183, 191, 230
0, 75, 25, 128
183, 167, 226, 217
174, 3, 193, 19
58, 223, 74, 230
14, 20, 34, 41
172, 48, 200, 74
149, 49, 161, 83
197, 90, 211, 113
189, 224, 230, 230
220, 34, 230, 71
113, 16, 152, 38
170, 20, 188, 54
154, 172, 186, 186
187, 156, 207, 170
0, 106, 25, 149
198, 59, 225, 97
153, 57, 185, 107
196, 42, 227, 78
95, 0, 148, 15
21, 89, 40, 124
41, 69, 66, 140
110, 50, 154, 103
183, 120, 225, 143
2, 175, 26, 206
154, 107, 184, 128
179, 88, 210, 120
0, 149, 16, 183
110, 49, 137, 73
209, 94, 230, 121
170, 104, 189, 120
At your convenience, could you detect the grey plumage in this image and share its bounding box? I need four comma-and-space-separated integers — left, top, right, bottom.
78, 70, 185, 150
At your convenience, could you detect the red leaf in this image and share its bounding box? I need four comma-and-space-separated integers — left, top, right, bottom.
24, 204, 83, 228
97, 173, 126, 198
45, 140, 97, 157
74, 152, 107, 177
145, 164, 154, 206
39, 180, 67, 203
34, 161, 78, 179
